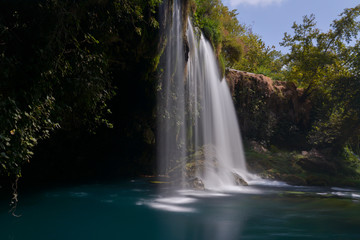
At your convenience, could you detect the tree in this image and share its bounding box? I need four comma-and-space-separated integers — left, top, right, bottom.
281, 4, 360, 153
280, 5, 360, 94
235, 30, 284, 79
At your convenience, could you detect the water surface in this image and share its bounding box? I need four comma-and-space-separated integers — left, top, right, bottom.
1, 180, 360, 240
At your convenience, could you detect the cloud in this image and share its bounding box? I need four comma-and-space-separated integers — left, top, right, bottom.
228, 0, 285, 7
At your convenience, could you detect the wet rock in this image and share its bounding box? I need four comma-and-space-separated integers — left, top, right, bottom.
186, 177, 205, 190
249, 141, 268, 153
232, 172, 248, 186
185, 144, 218, 179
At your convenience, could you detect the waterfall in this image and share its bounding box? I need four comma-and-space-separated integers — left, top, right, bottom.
157, 0, 251, 190
157, 0, 187, 185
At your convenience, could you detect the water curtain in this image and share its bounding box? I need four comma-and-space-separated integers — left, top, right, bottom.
157, 0, 250, 190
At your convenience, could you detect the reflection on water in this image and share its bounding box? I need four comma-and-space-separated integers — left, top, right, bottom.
1, 180, 360, 240
142, 196, 198, 213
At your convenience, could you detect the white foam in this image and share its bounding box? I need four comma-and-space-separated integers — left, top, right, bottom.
219, 185, 264, 194
317, 193, 328, 196
147, 202, 196, 213
139, 196, 198, 213
156, 197, 197, 205
331, 192, 347, 197
178, 189, 231, 197
247, 179, 289, 187
351, 193, 360, 199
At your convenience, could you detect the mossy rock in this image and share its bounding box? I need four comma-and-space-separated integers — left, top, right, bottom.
306, 175, 329, 186
283, 174, 306, 186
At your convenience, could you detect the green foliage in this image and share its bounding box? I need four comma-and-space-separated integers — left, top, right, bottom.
192, 0, 223, 51
280, 4, 360, 154
0, 0, 162, 178
308, 108, 346, 148
113, 0, 162, 35
245, 145, 360, 187
192, 0, 284, 78
218, 53, 226, 77
221, 36, 244, 66
343, 145, 360, 173
280, 5, 360, 92
236, 34, 284, 79
281, 14, 345, 92
0, 97, 59, 177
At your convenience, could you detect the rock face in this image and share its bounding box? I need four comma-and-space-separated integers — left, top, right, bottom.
225, 69, 312, 149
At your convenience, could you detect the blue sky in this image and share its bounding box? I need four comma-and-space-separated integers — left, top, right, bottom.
222, 0, 359, 53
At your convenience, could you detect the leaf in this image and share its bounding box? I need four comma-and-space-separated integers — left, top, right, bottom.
1, 152, 9, 159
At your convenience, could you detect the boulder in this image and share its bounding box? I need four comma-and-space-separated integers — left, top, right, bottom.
232, 172, 248, 186
298, 149, 337, 174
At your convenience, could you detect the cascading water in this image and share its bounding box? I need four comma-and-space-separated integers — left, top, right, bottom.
157, 0, 187, 185
157, 0, 252, 190
186, 21, 251, 189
